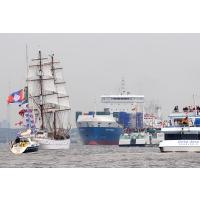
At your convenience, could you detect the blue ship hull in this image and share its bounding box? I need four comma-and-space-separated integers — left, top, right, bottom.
78, 127, 123, 145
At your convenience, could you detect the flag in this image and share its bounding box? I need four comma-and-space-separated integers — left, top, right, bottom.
19, 99, 28, 107
19, 87, 28, 106
15, 121, 23, 126
23, 108, 36, 134
7, 89, 25, 104
19, 109, 26, 117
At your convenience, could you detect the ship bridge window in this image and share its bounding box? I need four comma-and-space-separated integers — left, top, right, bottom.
111, 97, 132, 101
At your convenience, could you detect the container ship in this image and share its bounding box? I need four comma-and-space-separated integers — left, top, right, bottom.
76, 79, 145, 145
76, 113, 122, 145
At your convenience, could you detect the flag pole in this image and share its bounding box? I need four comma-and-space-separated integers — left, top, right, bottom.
26, 44, 29, 83
193, 94, 197, 116
7, 81, 11, 128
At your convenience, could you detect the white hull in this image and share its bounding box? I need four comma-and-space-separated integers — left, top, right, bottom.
9, 138, 39, 155
119, 138, 132, 146
34, 138, 70, 150
119, 138, 146, 146
10, 145, 27, 155
119, 132, 164, 147
159, 140, 200, 152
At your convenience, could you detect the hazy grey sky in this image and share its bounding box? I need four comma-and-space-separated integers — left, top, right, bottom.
1, 33, 200, 127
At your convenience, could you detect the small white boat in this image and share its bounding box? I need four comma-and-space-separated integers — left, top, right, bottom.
9, 136, 39, 155
119, 131, 164, 147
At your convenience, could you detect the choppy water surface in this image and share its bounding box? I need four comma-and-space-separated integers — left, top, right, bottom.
1, 143, 200, 168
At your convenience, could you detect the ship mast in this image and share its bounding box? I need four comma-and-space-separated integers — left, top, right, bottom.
50, 54, 71, 135
50, 54, 57, 137
28, 50, 50, 131
39, 51, 44, 130
120, 78, 126, 95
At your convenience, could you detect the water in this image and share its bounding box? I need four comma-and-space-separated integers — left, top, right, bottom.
1, 143, 200, 167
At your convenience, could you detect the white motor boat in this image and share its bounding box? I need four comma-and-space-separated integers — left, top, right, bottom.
119, 130, 164, 147
9, 136, 39, 155
159, 108, 200, 152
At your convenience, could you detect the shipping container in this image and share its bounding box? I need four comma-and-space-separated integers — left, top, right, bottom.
136, 112, 143, 129
129, 113, 137, 129
118, 112, 132, 128
113, 112, 119, 119
88, 111, 95, 115
118, 112, 143, 129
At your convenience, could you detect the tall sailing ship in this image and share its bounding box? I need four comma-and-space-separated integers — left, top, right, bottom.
27, 50, 71, 149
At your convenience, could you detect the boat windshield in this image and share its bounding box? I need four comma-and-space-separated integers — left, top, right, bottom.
19, 138, 29, 142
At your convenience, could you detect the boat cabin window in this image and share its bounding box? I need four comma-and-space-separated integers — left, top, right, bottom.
172, 118, 192, 127
165, 133, 200, 140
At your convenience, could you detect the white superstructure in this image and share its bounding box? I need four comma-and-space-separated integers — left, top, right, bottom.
101, 94, 144, 113
77, 115, 121, 128
99, 78, 145, 113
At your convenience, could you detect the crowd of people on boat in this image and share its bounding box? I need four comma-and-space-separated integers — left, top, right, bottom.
174, 105, 200, 114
